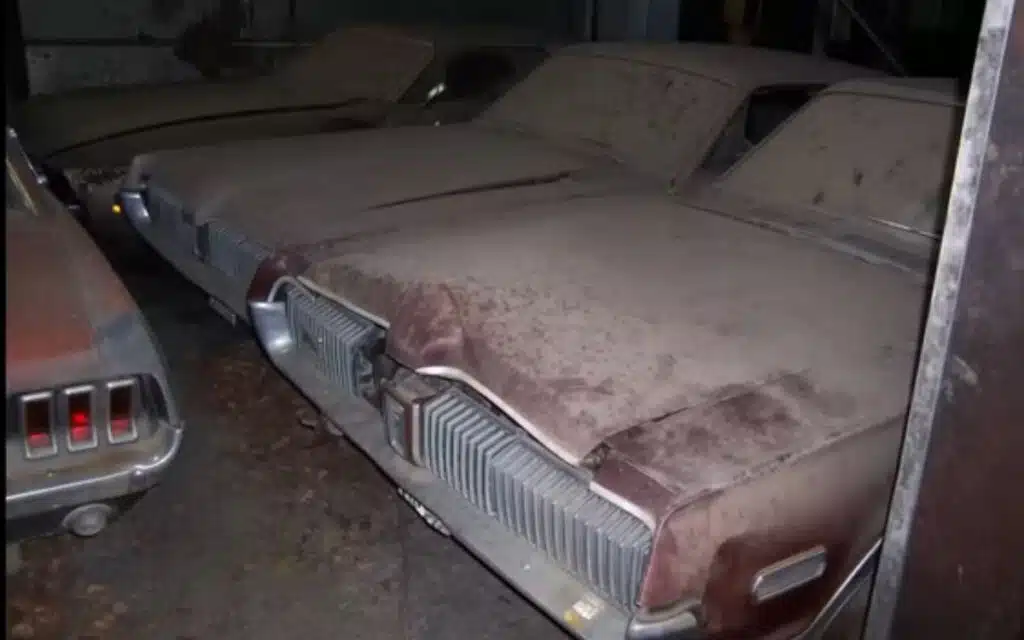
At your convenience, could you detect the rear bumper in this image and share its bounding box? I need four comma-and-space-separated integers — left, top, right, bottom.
117, 189, 254, 322
5, 421, 183, 541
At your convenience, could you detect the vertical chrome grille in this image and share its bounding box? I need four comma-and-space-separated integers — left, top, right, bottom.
205, 221, 271, 289
420, 389, 652, 612
284, 286, 382, 397
145, 184, 196, 255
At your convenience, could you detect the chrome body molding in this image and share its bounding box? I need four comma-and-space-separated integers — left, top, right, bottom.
5, 419, 184, 521
794, 538, 882, 640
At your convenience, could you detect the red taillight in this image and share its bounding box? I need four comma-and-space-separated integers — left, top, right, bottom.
107, 380, 138, 444
65, 386, 97, 450
22, 392, 57, 458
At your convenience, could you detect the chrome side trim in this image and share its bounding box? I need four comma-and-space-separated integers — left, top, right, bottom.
796, 538, 881, 639
751, 544, 828, 604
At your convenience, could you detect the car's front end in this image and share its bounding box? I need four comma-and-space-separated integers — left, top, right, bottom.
6, 128, 184, 543
245, 275, 669, 639
239, 183, 923, 638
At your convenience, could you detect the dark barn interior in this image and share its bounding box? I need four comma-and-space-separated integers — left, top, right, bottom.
5, 2, 1021, 640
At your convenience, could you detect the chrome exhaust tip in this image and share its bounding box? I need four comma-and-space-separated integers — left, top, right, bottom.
62, 504, 114, 537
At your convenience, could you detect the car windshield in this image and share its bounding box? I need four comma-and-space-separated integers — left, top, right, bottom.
277, 28, 436, 102
481, 52, 738, 180
716, 91, 962, 239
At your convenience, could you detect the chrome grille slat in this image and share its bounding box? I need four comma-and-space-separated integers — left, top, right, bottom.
206, 221, 271, 289
283, 287, 381, 396
146, 185, 195, 255
421, 389, 651, 611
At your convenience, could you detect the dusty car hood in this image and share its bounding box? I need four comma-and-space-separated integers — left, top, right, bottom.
131, 124, 611, 248
14, 77, 368, 162
304, 192, 925, 473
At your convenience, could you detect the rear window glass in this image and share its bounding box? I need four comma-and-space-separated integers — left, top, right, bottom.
718, 92, 962, 238
482, 53, 738, 180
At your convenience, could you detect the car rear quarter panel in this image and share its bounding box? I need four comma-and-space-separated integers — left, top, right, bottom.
6, 200, 169, 402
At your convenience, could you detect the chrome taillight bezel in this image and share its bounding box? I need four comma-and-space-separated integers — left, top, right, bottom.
106, 378, 140, 445
20, 391, 57, 459
63, 384, 99, 452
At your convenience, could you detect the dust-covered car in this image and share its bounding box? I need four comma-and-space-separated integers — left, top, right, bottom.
239, 78, 961, 638
13, 24, 554, 212
117, 43, 876, 323
5, 128, 183, 543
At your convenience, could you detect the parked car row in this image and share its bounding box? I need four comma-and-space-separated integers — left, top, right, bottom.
12, 24, 556, 215
12, 28, 963, 640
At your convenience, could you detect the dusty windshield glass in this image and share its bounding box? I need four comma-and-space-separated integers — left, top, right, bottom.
481, 53, 736, 180
277, 28, 435, 103
718, 92, 961, 238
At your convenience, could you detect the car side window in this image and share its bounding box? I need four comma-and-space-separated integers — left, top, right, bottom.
701, 84, 825, 175
435, 50, 518, 103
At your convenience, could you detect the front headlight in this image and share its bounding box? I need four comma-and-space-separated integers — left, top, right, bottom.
379, 369, 446, 463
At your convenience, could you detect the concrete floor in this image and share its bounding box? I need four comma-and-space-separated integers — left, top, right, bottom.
6, 222, 869, 640
6, 227, 570, 640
